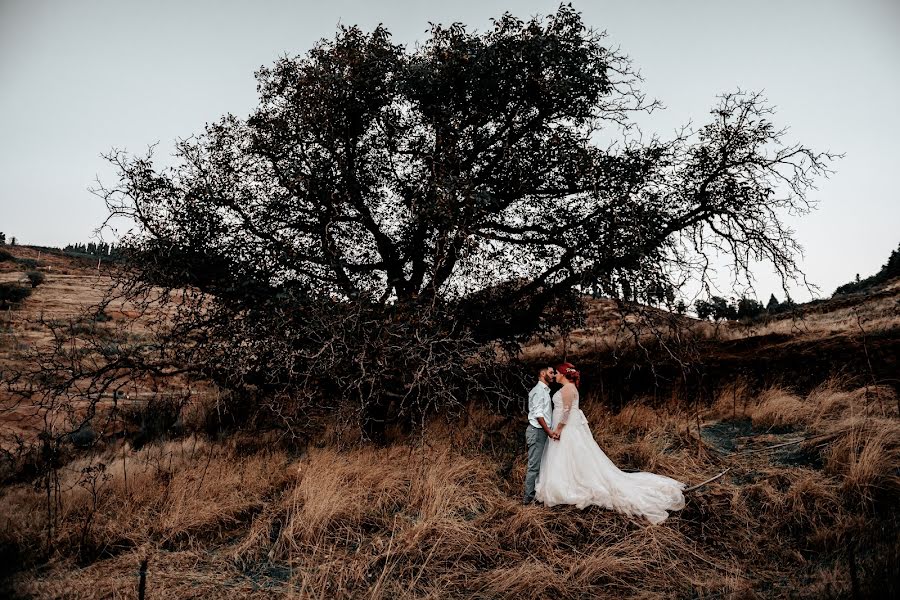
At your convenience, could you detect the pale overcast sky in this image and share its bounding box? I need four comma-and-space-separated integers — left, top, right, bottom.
1, 0, 898, 301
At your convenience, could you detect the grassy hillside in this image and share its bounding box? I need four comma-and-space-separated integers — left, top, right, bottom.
1, 246, 898, 599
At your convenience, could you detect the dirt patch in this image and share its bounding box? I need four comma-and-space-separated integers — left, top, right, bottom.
700, 418, 824, 469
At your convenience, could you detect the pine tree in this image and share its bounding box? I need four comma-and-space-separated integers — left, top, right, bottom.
881, 244, 900, 279
834, 242, 900, 296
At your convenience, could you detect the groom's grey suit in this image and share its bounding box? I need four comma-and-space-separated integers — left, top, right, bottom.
523, 380, 552, 504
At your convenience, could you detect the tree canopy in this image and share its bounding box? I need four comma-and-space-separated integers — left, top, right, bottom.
86, 6, 833, 434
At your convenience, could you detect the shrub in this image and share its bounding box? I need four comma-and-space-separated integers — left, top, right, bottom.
15, 258, 38, 269
695, 296, 738, 321
65, 423, 98, 448
0, 283, 31, 309
120, 395, 187, 448
92, 310, 113, 323
0, 249, 13, 262
25, 271, 45, 288
736, 297, 764, 320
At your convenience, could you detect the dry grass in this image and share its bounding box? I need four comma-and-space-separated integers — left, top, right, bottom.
749, 387, 812, 429
0, 246, 220, 450
2, 248, 898, 598
720, 281, 900, 341
521, 278, 900, 366
2, 379, 897, 599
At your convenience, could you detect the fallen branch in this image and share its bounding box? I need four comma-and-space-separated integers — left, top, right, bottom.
737, 438, 806, 455
735, 428, 851, 456
684, 468, 731, 493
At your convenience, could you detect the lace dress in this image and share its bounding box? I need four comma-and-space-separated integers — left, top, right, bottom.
534, 384, 685, 524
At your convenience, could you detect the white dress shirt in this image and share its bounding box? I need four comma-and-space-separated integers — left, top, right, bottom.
527, 381, 552, 430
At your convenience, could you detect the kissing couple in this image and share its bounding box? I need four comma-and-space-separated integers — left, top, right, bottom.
523, 362, 685, 524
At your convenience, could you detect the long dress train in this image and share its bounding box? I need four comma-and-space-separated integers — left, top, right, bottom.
535, 384, 685, 524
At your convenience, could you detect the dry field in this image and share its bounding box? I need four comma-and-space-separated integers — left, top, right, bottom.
523, 281, 900, 363
1, 247, 899, 599
0, 247, 212, 445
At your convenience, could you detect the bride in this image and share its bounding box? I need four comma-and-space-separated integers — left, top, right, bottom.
535, 362, 685, 524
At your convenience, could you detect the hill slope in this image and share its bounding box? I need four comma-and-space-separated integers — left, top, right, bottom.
0, 246, 898, 599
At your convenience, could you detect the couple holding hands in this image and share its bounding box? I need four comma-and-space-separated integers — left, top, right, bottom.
523, 362, 685, 524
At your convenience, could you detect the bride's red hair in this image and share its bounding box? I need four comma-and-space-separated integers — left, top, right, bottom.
556, 362, 580, 388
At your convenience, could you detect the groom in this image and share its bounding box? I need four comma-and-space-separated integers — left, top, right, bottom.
523, 366, 558, 505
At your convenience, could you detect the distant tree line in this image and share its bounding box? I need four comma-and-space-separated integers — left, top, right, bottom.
691, 241, 900, 321
0, 233, 121, 260
62, 241, 121, 258
693, 293, 796, 322
833, 242, 900, 296
610, 280, 797, 322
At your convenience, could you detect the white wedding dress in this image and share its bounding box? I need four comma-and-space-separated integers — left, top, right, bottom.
535, 384, 685, 524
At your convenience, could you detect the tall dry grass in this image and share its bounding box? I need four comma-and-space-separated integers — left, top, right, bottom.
1, 379, 898, 599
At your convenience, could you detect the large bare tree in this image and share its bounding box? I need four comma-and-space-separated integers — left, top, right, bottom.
69, 6, 832, 435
